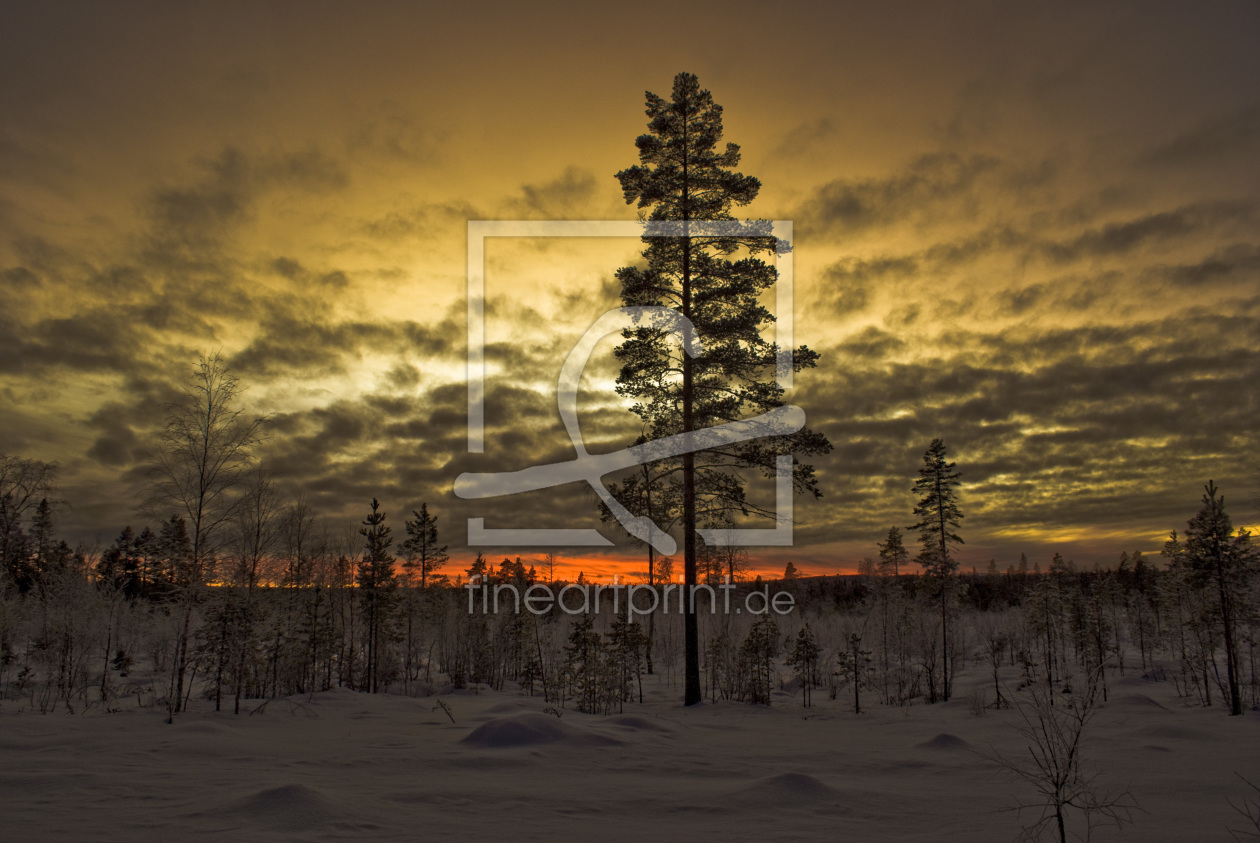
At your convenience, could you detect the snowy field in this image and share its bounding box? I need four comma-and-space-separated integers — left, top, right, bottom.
2, 666, 1258, 842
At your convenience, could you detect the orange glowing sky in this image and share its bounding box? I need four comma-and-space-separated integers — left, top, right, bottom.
1, 1, 1258, 578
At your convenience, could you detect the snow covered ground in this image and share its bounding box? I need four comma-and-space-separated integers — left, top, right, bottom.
2, 668, 1257, 841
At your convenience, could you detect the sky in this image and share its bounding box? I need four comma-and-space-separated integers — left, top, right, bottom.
1, 0, 1258, 579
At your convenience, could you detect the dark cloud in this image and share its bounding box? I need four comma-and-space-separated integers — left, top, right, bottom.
925, 226, 1025, 266
1038, 202, 1254, 264
833, 326, 905, 360
820, 200, 1252, 296
345, 100, 444, 164
223, 291, 467, 386
770, 117, 837, 159
813, 194, 1253, 329
1141, 104, 1260, 167
260, 147, 349, 193
506, 166, 600, 219
1161, 243, 1260, 287
7, 235, 76, 282
0, 282, 227, 378
141, 146, 347, 280
85, 419, 140, 467
0, 265, 38, 288
819, 257, 902, 315
321, 270, 351, 288
996, 283, 1045, 316
271, 256, 303, 279
800, 153, 1001, 235
80, 380, 185, 473
384, 360, 422, 390
884, 304, 921, 327
816, 225, 1032, 317
358, 199, 481, 243
555, 273, 622, 314
0, 310, 147, 376
148, 148, 254, 239
229, 312, 455, 380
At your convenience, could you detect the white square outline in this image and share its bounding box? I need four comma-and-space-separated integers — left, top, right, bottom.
466, 220, 795, 547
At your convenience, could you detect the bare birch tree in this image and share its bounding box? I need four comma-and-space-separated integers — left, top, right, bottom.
142, 353, 266, 718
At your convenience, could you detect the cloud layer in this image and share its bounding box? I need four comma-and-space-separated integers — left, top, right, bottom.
1, 1, 1257, 575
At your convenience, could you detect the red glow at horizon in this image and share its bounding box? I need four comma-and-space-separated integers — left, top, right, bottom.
446, 552, 852, 583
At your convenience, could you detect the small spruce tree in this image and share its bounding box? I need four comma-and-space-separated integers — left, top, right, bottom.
787, 623, 821, 707
908, 438, 963, 701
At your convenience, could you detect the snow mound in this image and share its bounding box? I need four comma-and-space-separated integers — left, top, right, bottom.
174, 721, 230, 735
605, 715, 673, 733
487, 701, 530, 714
732, 772, 837, 805
232, 784, 338, 830
1140, 724, 1204, 740
461, 713, 622, 748
310, 687, 361, 704
917, 733, 972, 750
1108, 693, 1167, 710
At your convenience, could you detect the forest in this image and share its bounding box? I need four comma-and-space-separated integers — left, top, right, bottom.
2, 443, 1255, 727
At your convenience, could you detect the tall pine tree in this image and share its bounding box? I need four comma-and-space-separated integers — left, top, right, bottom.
614, 71, 831, 705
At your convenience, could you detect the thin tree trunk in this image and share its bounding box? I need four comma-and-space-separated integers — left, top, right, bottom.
940, 586, 949, 702
100, 599, 114, 704
852, 638, 861, 714
170, 599, 194, 717
936, 473, 950, 701
645, 532, 656, 675
1215, 558, 1243, 715
681, 172, 700, 707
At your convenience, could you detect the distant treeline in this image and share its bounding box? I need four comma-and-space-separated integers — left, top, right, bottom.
1, 475, 1255, 722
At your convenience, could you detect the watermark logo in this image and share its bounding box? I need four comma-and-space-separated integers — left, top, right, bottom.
465, 577, 797, 618
455, 220, 801, 551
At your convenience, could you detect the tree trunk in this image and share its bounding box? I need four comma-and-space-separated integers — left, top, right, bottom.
940, 585, 949, 702
646, 545, 656, 676
100, 600, 114, 705
681, 175, 700, 706
170, 599, 194, 717
1215, 556, 1243, 715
